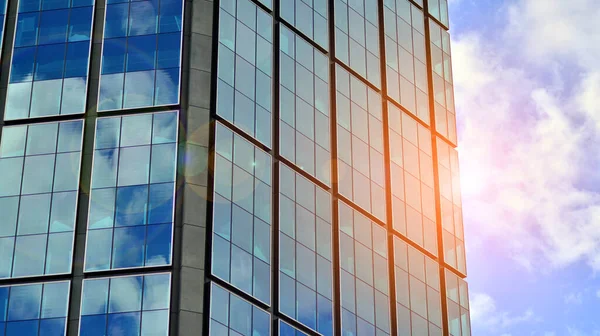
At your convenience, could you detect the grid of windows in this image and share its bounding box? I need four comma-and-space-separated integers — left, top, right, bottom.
394, 236, 442, 336
0, 120, 83, 279
333, 0, 380, 87
212, 122, 272, 304
209, 282, 271, 336
336, 65, 386, 221
280, 26, 331, 185
338, 201, 390, 335
280, 0, 327, 49
279, 321, 309, 336
383, 0, 430, 124
217, 0, 273, 146
388, 103, 437, 255
97, 0, 183, 111
6, 0, 94, 120
437, 138, 466, 275
0, 281, 69, 336
79, 273, 171, 336
85, 111, 178, 272
430, 19, 456, 144
427, 0, 448, 27
279, 164, 333, 335
445, 270, 470, 336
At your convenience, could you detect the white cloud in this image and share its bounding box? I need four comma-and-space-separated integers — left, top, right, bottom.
470, 292, 538, 331
564, 292, 583, 305
455, 0, 600, 272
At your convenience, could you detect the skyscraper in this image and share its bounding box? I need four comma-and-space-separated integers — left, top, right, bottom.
0, 0, 470, 334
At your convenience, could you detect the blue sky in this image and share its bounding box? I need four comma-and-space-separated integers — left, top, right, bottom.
450, 1, 600, 335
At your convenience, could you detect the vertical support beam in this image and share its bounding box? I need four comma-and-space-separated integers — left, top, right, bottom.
179, 0, 215, 332
423, 1, 451, 335
375, 0, 399, 334
326, 0, 342, 333
271, 0, 281, 332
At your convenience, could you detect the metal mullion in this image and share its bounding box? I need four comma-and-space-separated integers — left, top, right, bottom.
335, 60, 381, 93
271, 0, 280, 328
279, 18, 328, 56
213, 116, 273, 154
422, 0, 450, 333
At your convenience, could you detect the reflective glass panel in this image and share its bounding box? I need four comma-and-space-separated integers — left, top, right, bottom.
387, 103, 436, 254
279, 26, 330, 185
212, 122, 272, 304
278, 163, 333, 335
383, 0, 430, 124
85, 111, 178, 272
6, 0, 94, 120
1, 281, 69, 336
216, 0, 273, 146
98, 0, 183, 111
394, 237, 442, 335
0, 120, 83, 279
209, 282, 271, 336
79, 273, 171, 336
335, 65, 386, 220
445, 270, 470, 336
437, 138, 465, 274
427, 0, 448, 27
429, 19, 456, 144
338, 201, 390, 335
333, 0, 380, 86
279, 0, 327, 49
279, 321, 309, 335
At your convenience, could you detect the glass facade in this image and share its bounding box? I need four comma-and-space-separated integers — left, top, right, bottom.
212, 122, 272, 304
437, 138, 466, 275
209, 282, 270, 336
430, 19, 456, 144
333, 0, 380, 86
280, 0, 327, 49
339, 201, 390, 335
0, 0, 470, 334
279, 164, 333, 335
98, 0, 183, 111
388, 102, 437, 255
0, 120, 83, 278
85, 111, 178, 272
445, 270, 470, 336
217, 0, 273, 146
383, 0, 429, 124
6, 0, 94, 120
279, 25, 330, 185
0, 281, 70, 336
336, 65, 386, 221
394, 236, 442, 335
79, 273, 171, 336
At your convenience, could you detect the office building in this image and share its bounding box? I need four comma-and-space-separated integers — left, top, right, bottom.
0, 0, 470, 334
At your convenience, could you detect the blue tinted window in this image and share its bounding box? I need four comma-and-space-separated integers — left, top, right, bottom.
335, 65, 386, 221
86, 111, 178, 272
209, 283, 271, 336
334, 0, 380, 87
280, 0, 327, 49
279, 27, 330, 185
0, 120, 83, 279
338, 201, 391, 335
80, 274, 171, 336
99, 0, 183, 111
6, 0, 94, 120
212, 123, 272, 304
278, 164, 333, 335
0, 282, 69, 336
216, 0, 272, 146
